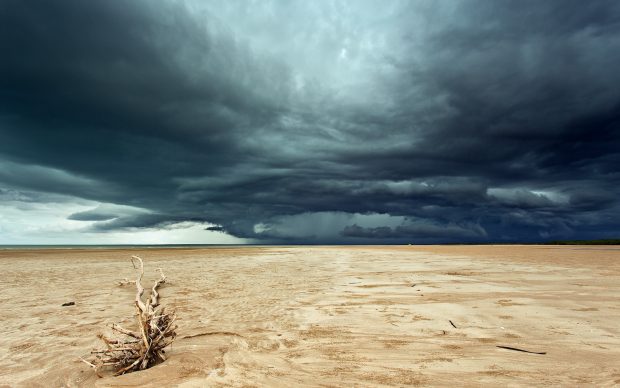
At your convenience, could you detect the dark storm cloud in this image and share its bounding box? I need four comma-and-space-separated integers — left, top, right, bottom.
67, 203, 151, 222
342, 222, 486, 240
205, 225, 225, 232
68, 210, 118, 222
88, 214, 186, 232
1, 0, 619, 243
0, 0, 287, 206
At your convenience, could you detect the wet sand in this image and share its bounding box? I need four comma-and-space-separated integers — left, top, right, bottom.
0, 245, 619, 387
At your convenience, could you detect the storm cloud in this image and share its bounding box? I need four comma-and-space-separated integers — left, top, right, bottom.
1, 0, 619, 243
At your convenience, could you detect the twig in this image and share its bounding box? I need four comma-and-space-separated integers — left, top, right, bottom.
496, 345, 546, 355
80, 357, 97, 368
118, 277, 135, 286
110, 323, 140, 339
181, 331, 245, 339
449, 320, 457, 328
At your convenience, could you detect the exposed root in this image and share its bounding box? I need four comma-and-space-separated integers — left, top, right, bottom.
87, 256, 177, 376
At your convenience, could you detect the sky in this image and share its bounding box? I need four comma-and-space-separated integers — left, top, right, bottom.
1, 0, 619, 244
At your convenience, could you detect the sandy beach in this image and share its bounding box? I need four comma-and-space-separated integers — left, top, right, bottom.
0, 245, 619, 387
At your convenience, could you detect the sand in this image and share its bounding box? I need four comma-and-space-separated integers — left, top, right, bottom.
0, 245, 619, 387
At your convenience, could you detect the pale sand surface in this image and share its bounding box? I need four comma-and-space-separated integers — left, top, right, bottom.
0, 245, 619, 387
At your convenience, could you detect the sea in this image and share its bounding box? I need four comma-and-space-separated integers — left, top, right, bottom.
0, 244, 268, 250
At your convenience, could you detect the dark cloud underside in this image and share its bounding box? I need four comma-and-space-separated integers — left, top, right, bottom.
1, 0, 619, 243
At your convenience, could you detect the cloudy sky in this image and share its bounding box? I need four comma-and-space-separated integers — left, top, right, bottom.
1, 0, 619, 244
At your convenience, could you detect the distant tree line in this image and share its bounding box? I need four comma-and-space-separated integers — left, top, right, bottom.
545, 239, 620, 245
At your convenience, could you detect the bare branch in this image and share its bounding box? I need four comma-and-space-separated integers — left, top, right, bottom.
149, 268, 166, 309
130, 255, 146, 313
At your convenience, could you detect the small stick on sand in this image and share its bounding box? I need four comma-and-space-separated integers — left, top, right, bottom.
449, 320, 457, 328
496, 345, 546, 355
117, 277, 135, 286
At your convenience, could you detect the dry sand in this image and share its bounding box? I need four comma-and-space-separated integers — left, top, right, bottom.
0, 245, 619, 387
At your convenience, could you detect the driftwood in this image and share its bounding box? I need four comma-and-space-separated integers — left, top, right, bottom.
86, 256, 177, 376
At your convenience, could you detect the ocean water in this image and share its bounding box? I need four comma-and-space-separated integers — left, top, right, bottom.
0, 244, 268, 250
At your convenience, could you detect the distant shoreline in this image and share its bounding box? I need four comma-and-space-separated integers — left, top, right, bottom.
0, 244, 268, 250
1, 239, 619, 250
544, 239, 620, 245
